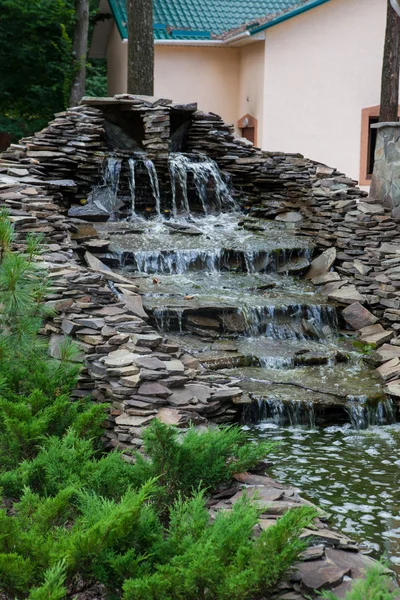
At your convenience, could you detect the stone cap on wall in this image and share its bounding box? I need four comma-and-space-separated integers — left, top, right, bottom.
371, 121, 400, 129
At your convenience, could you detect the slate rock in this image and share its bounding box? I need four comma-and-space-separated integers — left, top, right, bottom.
342, 302, 378, 330
305, 248, 336, 280
138, 382, 172, 398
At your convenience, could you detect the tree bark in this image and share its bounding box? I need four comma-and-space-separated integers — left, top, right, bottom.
379, 0, 400, 122
127, 0, 154, 95
69, 0, 90, 107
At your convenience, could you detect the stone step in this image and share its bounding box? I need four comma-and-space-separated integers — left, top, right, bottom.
222, 364, 388, 428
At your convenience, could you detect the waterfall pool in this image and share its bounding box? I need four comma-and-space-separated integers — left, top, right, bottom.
248, 422, 400, 575
92, 205, 399, 577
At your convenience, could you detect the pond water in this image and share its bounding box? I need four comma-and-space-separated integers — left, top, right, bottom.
248, 422, 400, 575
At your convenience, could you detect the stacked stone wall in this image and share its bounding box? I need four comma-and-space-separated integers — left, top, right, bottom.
1, 94, 400, 447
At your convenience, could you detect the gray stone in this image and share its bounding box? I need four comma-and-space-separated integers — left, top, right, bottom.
341, 302, 378, 330
163, 359, 185, 375
122, 294, 148, 319
120, 374, 141, 388
168, 387, 196, 406
377, 344, 400, 362
134, 356, 166, 370
48, 334, 66, 359
312, 272, 341, 285
376, 357, 400, 380
104, 350, 138, 367
360, 324, 394, 347
185, 384, 212, 402
131, 333, 162, 348
138, 382, 172, 398
275, 211, 303, 223
115, 414, 155, 427
328, 286, 365, 305
305, 248, 336, 280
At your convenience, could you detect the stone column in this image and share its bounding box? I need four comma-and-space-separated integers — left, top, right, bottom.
369, 122, 400, 218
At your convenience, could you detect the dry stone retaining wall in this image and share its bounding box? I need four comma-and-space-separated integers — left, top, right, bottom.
1, 94, 400, 448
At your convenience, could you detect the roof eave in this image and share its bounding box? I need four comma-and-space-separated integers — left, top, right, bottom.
155, 30, 264, 47
250, 0, 331, 36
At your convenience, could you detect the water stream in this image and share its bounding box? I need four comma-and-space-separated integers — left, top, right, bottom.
92, 155, 399, 574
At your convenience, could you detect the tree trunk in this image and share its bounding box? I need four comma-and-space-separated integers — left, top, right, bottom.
379, 0, 400, 122
69, 0, 90, 107
127, 0, 154, 95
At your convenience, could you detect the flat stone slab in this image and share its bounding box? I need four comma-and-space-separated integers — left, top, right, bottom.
134, 356, 166, 370
168, 388, 196, 406
377, 344, 400, 362
342, 302, 378, 331
156, 407, 187, 426
211, 387, 243, 401
164, 359, 185, 375
299, 560, 350, 593
122, 294, 148, 318
312, 272, 341, 285
328, 286, 366, 305
376, 357, 400, 381
386, 380, 400, 398
360, 324, 394, 347
115, 414, 155, 427
358, 202, 385, 215
229, 487, 284, 504
138, 382, 172, 398
120, 374, 141, 388
275, 211, 303, 223
104, 350, 138, 367
305, 248, 336, 280
185, 384, 212, 402
131, 333, 162, 348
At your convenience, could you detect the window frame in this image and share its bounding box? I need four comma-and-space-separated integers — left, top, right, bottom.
238, 114, 258, 146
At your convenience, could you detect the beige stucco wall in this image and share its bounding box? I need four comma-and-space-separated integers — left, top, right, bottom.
262, 0, 387, 183
238, 42, 265, 146
107, 33, 240, 128
155, 46, 240, 128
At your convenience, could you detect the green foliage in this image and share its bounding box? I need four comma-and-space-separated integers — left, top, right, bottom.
352, 340, 376, 355
320, 564, 397, 599
0, 0, 106, 141
28, 562, 67, 600
123, 497, 316, 600
86, 59, 108, 97
0, 0, 75, 139
134, 419, 274, 510
0, 211, 317, 598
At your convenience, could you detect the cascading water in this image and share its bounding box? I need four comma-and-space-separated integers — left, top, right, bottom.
131, 248, 223, 275
103, 156, 122, 219
143, 159, 161, 217
243, 396, 316, 428
239, 304, 337, 340
345, 396, 395, 429
89, 142, 397, 569
128, 158, 136, 218
169, 154, 235, 215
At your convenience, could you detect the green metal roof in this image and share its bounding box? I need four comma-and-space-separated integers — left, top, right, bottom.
108, 0, 320, 41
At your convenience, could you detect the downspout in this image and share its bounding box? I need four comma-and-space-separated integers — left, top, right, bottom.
390, 0, 400, 17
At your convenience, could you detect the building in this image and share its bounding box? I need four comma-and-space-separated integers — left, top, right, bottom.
91, 0, 388, 186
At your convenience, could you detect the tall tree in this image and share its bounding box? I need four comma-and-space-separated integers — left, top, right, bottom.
127, 0, 154, 95
70, 0, 90, 106
379, 0, 400, 122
